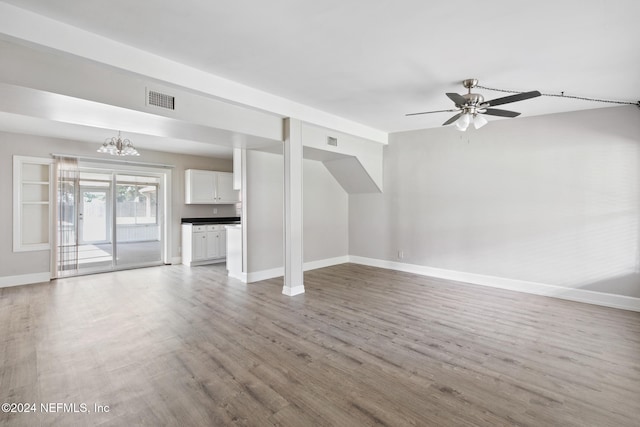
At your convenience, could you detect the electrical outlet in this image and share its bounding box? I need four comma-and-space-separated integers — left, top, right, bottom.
213, 208, 218, 214
398, 250, 404, 259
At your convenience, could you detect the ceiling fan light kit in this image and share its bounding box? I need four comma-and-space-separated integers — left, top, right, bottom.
473, 114, 488, 130
407, 78, 542, 131
454, 113, 488, 131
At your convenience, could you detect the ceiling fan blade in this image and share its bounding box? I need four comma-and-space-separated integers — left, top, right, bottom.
483, 90, 541, 107
482, 108, 521, 118
446, 92, 467, 106
405, 108, 459, 116
442, 113, 463, 126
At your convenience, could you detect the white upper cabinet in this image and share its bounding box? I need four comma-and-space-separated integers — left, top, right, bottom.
185, 169, 239, 204
185, 169, 216, 204
215, 172, 237, 203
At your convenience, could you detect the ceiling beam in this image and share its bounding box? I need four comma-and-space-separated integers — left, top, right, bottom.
0, 2, 388, 145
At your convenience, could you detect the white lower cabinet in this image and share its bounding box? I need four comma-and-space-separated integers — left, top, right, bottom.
182, 224, 227, 266
206, 228, 219, 259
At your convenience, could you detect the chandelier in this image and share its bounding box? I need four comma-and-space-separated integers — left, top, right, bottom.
97, 131, 140, 156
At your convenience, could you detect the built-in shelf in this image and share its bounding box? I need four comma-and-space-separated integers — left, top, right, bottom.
13, 156, 53, 252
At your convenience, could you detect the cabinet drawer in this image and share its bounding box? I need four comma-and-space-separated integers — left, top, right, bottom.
193, 225, 207, 232
206, 224, 222, 231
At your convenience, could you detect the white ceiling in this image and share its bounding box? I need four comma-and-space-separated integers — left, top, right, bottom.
1, 0, 639, 154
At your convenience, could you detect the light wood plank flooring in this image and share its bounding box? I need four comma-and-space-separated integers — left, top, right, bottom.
1, 263, 639, 426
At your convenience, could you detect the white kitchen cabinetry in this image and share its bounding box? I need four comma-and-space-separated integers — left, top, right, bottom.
191, 226, 208, 261
215, 172, 237, 203
185, 169, 239, 204
182, 224, 227, 266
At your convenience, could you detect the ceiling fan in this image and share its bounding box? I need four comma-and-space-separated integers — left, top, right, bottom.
406, 79, 541, 131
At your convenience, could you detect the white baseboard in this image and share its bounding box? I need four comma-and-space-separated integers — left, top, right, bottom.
247, 267, 283, 283
10, 256, 632, 312
246, 255, 350, 283
0, 272, 50, 289
348, 256, 640, 313
171, 256, 182, 265
282, 285, 305, 296
228, 271, 248, 282
304, 256, 350, 271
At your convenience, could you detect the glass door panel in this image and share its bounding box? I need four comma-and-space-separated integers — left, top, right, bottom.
77, 175, 113, 274
115, 174, 162, 267
80, 189, 109, 243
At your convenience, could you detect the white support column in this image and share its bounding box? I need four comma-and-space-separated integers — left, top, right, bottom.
282, 118, 304, 296
240, 148, 248, 276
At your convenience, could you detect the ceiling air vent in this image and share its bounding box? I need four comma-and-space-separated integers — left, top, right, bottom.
147, 89, 175, 110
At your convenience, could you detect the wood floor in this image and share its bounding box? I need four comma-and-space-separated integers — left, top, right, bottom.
1, 263, 639, 426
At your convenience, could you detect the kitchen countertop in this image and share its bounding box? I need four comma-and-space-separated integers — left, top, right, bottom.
181, 217, 241, 224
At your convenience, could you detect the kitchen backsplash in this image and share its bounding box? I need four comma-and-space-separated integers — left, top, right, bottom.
182, 203, 237, 218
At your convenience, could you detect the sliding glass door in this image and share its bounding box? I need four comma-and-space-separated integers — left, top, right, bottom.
56, 163, 167, 277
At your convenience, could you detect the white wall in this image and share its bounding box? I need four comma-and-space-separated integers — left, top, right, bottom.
246, 150, 348, 274
0, 131, 233, 281
350, 106, 640, 299
246, 150, 284, 272
302, 123, 384, 192
304, 159, 349, 261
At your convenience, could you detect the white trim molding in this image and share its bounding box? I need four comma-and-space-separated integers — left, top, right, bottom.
0, 272, 50, 289
348, 256, 640, 313
248, 267, 284, 283
282, 285, 305, 297
246, 256, 350, 284
228, 271, 248, 282
304, 256, 350, 272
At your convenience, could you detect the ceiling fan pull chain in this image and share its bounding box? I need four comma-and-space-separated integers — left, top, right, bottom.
477, 84, 637, 106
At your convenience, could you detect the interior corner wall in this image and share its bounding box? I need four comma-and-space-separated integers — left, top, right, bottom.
349, 105, 640, 299
245, 150, 348, 274
0, 131, 233, 281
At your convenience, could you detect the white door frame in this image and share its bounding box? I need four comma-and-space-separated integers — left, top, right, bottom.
80, 161, 172, 266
